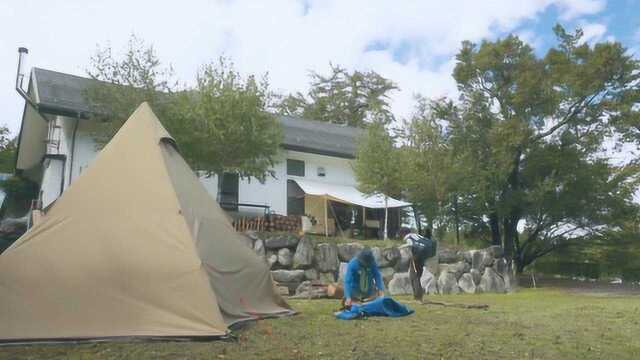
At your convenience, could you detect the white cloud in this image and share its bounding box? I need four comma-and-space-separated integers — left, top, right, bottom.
555, 0, 606, 20
579, 21, 608, 44
0, 0, 608, 135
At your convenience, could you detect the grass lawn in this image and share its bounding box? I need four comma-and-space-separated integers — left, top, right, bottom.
2, 289, 639, 359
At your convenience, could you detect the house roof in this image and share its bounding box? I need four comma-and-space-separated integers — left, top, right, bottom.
29, 68, 363, 158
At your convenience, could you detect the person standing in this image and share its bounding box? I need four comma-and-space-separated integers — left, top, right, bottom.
398, 227, 437, 301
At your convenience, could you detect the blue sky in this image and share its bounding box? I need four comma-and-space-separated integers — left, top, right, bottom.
1, 0, 639, 134
368, 0, 640, 69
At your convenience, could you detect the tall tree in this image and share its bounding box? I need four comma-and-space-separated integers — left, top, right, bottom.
402, 97, 464, 239
85, 36, 282, 182
169, 59, 282, 181
276, 64, 398, 127
404, 25, 640, 272
0, 126, 17, 174
354, 122, 404, 239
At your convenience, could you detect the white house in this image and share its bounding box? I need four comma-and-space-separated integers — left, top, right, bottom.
14, 67, 410, 237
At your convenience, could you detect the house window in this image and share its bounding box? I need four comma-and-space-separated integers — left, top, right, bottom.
287, 159, 305, 177
287, 180, 305, 216
218, 173, 239, 211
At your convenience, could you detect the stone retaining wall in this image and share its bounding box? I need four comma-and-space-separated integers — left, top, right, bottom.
244, 232, 515, 296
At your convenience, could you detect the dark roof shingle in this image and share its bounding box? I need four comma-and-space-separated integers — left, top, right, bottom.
31, 68, 362, 158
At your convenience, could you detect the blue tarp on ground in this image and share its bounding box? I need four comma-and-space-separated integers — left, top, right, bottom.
335, 296, 414, 320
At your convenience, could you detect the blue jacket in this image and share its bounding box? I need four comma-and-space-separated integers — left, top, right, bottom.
343, 257, 385, 299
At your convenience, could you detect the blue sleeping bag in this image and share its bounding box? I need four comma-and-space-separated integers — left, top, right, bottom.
335, 296, 414, 320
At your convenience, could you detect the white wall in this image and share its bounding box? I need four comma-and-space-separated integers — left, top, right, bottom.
37, 116, 100, 206
200, 150, 356, 215
38, 123, 358, 216
285, 150, 356, 186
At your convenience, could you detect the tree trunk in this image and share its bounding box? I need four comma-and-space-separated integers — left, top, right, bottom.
413, 206, 422, 235
489, 212, 501, 246
383, 196, 389, 240
453, 194, 460, 245
502, 217, 518, 261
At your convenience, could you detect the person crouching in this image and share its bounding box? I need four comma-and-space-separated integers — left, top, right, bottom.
343, 248, 385, 307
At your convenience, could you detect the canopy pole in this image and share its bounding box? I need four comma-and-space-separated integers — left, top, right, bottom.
324, 197, 328, 237
362, 206, 366, 239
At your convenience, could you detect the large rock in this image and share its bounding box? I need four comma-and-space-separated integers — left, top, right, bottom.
278, 248, 293, 267
420, 269, 436, 294
295, 281, 328, 298
246, 231, 260, 242
425, 256, 439, 275
466, 249, 494, 270
372, 247, 399, 268
380, 247, 401, 268
318, 272, 336, 284
253, 239, 265, 257
458, 273, 477, 294
503, 266, 517, 293
372, 247, 383, 267
439, 261, 469, 280
469, 268, 482, 286
493, 257, 508, 277
266, 251, 278, 268
437, 271, 461, 294
304, 268, 318, 281
271, 269, 305, 283
292, 237, 314, 269
380, 267, 396, 285
337, 243, 364, 262
463, 250, 485, 270
478, 267, 506, 293
394, 245, 412, 272
389, 272, 413, 295
338, 262, 349, 282
240, 234, 254, 249
438, 248, 462, 264
315, 243, 339, 272
264, 234, 300, 249
486, 245, 504, 259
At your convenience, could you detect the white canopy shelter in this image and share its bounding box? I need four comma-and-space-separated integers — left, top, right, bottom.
292, 179, 411, 237
292, 179, 411, 208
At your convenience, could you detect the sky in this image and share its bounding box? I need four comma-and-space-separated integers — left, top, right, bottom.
1, 0, 639, 136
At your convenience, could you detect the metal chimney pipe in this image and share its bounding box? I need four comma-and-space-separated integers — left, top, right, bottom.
15, 47, 36, 108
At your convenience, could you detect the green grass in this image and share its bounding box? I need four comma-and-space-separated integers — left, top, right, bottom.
3, 289, 640, 359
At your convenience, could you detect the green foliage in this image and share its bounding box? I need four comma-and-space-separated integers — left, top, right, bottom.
0, 125, 16, 173
85, 35, 176, 145
85, 36, 282, 181
275, 64, 398, 127
403, 25, 640, 272
167, 59, 282, 181
354, 122, 404, 197
0, 176, 38, 210
353, 122, 405, 239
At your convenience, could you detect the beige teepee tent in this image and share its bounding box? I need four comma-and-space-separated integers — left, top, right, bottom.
0, 103, 293, 343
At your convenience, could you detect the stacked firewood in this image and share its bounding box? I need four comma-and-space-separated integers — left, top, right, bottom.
266, 214, 301, 232
232, 214, 302, 233
232, 217, 267, 232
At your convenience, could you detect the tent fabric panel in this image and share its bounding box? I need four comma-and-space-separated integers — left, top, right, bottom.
292, 179, 411, 209
160, 143, 295, 326
0, 103, 228, 341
